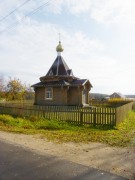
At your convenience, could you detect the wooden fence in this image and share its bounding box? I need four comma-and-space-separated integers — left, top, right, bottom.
115, 102, 134, 125
0, 104, 116, 126
0, 102, 134, 126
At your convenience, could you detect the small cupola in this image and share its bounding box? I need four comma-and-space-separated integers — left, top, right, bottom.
56, 41, 64, 56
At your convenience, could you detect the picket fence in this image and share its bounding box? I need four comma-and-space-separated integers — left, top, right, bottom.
0, 102, 133, 126
0, 104, 115, 126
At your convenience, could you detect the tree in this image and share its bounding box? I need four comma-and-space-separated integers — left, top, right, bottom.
0, 75, 5, 99
24, 84, 34, 100
6, 77, 26, 101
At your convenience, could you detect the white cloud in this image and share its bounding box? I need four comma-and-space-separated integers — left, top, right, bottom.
2, 0, 135, 26
47, 0, 64, 14
63, 31, 105, 59
0, 21, 53, 82
0, 0, 18, 15
48, 0, 92, 14
1, 0, 135, 94
49, 0, 135, 25
90, 0, 135, 25
67, 0, 92, 14
0, 19, 106, 85
47, 0, 82, 14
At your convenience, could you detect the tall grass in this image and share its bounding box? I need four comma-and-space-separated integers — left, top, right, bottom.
0, 114, 80, 131
0, 112, 135, 147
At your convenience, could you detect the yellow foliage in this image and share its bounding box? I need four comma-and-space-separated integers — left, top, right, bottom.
108, 98, 130, 103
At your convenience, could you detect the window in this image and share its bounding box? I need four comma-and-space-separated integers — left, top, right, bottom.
45, 88, 53, 100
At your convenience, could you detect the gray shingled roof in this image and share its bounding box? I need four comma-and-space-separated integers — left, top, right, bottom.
31, 79, 92, 88
46, 56, 73, 76
31, 53, 92, 89
32, 80, 70, 87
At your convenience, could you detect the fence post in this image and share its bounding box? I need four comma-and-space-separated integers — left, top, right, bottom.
93, 108, 96, 126
43, 109, 45, 118
80, 111, 83, 125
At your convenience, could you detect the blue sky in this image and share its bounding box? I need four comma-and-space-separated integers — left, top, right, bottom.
0, 0, 135, 94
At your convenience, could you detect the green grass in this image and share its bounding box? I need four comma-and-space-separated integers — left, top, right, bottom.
0, 111, 135, 147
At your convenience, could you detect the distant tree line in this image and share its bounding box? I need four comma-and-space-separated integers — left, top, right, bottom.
0, 75, 34, 101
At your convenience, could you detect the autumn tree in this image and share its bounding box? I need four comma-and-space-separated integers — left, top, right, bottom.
6, 77, 27, 101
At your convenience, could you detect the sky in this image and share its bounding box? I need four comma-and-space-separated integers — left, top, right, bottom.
0, 0, 135, 95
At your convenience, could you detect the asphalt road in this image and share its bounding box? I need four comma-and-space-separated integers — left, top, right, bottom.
0, 140, 128, 180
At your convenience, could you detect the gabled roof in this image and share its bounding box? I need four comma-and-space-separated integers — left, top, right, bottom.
46, 56, 73, 76
71, 79, 92, 86
110, 92, 125, 98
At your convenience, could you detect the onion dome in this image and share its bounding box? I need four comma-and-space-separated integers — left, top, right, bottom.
56, 41, 64, 52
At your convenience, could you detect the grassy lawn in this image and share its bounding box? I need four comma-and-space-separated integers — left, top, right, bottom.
0, 111, 135, 147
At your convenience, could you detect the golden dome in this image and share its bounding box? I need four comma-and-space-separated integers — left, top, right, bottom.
56, 41, 64, 52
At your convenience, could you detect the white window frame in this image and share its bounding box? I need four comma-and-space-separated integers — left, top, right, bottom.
45, 87, 53, 100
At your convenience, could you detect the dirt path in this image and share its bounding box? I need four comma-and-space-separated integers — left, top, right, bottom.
0, 131, 135, 180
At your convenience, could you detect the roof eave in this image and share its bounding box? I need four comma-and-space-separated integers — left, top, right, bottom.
82, 79, 93, 87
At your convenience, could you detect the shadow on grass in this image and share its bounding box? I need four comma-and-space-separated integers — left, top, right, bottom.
89, 125, 117, 130
36, 122, 117, 131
